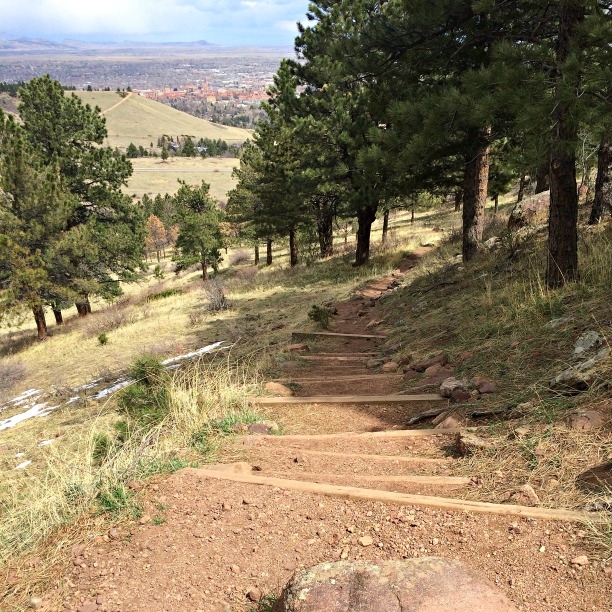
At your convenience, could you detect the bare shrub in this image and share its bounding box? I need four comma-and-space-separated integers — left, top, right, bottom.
84, 303, 139, 337
229, 250, 251, 266
0, 361, 27, 392
203, 279, 231, 311
187, 310, 206, 327
234, 265, 258, 282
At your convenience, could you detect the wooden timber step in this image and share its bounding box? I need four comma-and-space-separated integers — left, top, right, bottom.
250, 428, 468, 441
187, 466, 593, 522
292, 331, 387, 340
273, 374, 403, 383
265, 471, 470, 486
302, 352, 378, 357
298, 355, 373, 362
265, 448, 450, 464
248, 394, 445, 406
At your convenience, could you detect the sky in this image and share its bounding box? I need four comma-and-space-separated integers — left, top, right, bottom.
0, 0, 312, 46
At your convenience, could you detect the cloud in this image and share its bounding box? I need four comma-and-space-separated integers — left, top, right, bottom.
0, 0, 308, 44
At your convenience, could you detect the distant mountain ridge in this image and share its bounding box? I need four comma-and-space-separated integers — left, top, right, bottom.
0, 37, 216, 55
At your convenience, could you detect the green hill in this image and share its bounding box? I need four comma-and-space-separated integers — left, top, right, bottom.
73, 91, 251, 149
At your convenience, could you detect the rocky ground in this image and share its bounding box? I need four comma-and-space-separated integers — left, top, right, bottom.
11, 259, 612, 612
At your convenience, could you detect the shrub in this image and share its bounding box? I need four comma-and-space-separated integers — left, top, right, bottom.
0, 361, 26, 392
308, 304, 332, 329
204, 279, 231, 311
229, 250, 251, 266
153, 264, 165, 280
98, 333, 109, 346
92, 432, 112, 464
147, 288, 183, 301
84, 303, 137, 337
116, 355, 171, 428
234, 265, 258, 281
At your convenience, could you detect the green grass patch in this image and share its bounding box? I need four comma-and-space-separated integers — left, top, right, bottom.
147, 287, 184, 301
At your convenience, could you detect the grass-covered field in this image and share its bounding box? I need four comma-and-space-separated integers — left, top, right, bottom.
126, 156, 238, 201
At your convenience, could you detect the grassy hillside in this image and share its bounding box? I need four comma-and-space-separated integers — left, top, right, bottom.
1, 199, 611, 609
73, 91, 251, 149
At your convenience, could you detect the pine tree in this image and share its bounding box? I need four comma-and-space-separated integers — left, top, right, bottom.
172, 181, 223, 280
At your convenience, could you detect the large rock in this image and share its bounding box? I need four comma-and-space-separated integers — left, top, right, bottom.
549, 348, 610, 392
264, 382, 295, 397
576, 462, 612, 493
439, 377, 471, 398
567, 409, 605, 431
572, 331, 602, 359
272, 558, 518, 612
508, 191, 549, 230
412, 353, 449, 373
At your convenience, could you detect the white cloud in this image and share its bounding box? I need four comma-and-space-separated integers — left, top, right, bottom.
0, 0, 309, 44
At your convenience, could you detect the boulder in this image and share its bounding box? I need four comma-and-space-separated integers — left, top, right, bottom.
576, 462, 612, 493
412, 353, 449, 373
272, 558, 519, 612
572, 331, 602, 359
440, 378, 471, 398
567, 409, 605, 431
508, 191, 549, 230
435, 414, 463, 429
381, 361, 399, 373
455, 432, 492, 456
549, 348, 610, 392
504, 484, 540, 507
264, 382, 295, 397
247, 423, 272, 435
473, 378, 497, 394
367, 359, 385, 369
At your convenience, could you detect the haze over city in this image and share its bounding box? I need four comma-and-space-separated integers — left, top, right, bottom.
0, 0, 310, 46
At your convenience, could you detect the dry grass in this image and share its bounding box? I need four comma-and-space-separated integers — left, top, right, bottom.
126, 156, 239, 202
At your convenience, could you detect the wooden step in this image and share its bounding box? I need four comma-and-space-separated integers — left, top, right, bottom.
272, 471, 470, 486
274, 374, 403, 383
248, 394, 446, 406
252, 427, 467, 441
187, 465, 593, 522
298, 355, 372, 362
303, 352, 378, 357
268, 448, 450, 464
292, 331, 387, 340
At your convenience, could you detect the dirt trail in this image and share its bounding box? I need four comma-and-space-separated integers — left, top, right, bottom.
100, 92, 133, 116
45, 262, 610, 611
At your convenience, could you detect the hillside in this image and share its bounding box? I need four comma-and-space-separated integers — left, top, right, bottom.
1, 203, 611, 610
73, 91, 251, 149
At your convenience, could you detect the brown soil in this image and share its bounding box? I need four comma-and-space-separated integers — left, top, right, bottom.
14, 262, 612, 611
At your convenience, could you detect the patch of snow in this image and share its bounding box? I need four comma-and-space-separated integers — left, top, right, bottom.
10, 388, 42, 405
73, 378, 103, 392
66, 396, 80, 404
14, 460, 32, 470
161, 341, 226, 366
94, 379, 132, 400
38, 440, 54, 447
15, 452, 25, 457
0, 402, 59, 431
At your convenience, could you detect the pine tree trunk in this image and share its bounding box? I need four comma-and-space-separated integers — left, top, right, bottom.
254, 244, 260, 265
462, 129, 491, 262
546, 0, 585, 288
535, 162, 550, 194
494, 194, 499, 216
589, 133, 612, 225
517, 175, 526, 202
266, 239, 273, 266
454, 190, 463, 212
201, 256, 208, 281
411, 207, 415, 224
33, 305, 47, 340
316, 200, 334, 258
75, 295, 91, 317
354, 205, 377, 266
381, 209, 390, 244
289, 228, 298, 267
53, 309, 63, 325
